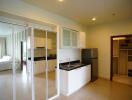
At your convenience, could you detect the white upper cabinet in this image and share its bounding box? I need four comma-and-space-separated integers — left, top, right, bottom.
61, 27, 86, 48
71, 30, 78, 47
61, 28, 79, 48
79, 32, 86, 48
62, 29, 71, 47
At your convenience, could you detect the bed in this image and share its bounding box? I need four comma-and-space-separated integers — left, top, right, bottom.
0, 56, 12, 71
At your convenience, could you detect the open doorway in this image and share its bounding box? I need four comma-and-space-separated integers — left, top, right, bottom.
110, 34, 132, 85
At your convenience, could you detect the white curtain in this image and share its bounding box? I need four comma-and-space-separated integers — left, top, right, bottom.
0, 37, 6, 58
6, 29, 26, 62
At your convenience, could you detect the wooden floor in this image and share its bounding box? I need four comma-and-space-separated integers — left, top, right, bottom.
113, 75, 132, 86
0, 67, 57, 100
1, 68, 132, 100
55, 79, 132, 100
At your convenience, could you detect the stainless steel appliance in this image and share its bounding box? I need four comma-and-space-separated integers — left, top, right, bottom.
81, 48, 98, 82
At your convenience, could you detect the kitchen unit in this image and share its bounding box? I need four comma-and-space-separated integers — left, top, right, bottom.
60, 27, 86, 48
28, 57, 56, 74
59, 61, 91, 96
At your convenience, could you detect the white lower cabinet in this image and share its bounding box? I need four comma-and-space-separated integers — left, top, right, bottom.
27, 59, 56, 74
60, 65, 91, 96
48, 60, 57, 72
34, 60, 45, 74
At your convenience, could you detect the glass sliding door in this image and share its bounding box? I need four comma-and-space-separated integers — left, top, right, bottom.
14, 26, 32, 100
33, 28, 58, 100
33, 29, 46, 100
47, 31, 57, 99
0, 22, 13, 100
0, 21, 58, 100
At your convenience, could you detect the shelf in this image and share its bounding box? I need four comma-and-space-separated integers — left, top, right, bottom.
120, 49, 132, 51
128, 55, 132, 57
113, 56, 119, 58
120, 49, 128, 51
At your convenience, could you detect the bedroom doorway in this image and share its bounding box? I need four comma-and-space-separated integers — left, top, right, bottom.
110, 35, 132, 86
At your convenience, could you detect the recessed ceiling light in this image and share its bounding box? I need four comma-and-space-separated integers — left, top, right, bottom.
58, 0, 64, 2
92, 17, 96, 21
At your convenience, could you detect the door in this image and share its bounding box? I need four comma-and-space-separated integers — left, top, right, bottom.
0, 22, 13, 100
47, 31, 57, 99
14, 26, 32, 100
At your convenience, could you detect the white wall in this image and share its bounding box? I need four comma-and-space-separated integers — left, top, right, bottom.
59, 49, 81, 63
86, 19, 132, 79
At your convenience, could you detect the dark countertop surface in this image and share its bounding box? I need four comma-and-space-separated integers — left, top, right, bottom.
28, 56, 56, 61
59, 60, 90, 71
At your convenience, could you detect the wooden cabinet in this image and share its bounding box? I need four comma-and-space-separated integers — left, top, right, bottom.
34, 37, 52, 49
34, 37, 45, 48
61, 28, 79, 48
60, 65, 91, 96
112, 39, 132, 75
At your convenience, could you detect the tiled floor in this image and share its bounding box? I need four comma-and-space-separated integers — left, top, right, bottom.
55, 79, 132, 100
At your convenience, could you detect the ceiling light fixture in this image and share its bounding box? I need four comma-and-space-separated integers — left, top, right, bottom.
92, 17, 96, 21
58, 0, 64, 2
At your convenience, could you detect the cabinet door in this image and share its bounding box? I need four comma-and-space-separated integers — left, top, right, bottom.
47, 38, 52, 49
34, 60, 45, 74
48, 60, 57, 72
34, 37, 45, 48
71, 31, 78, 47
62, 29, 71, 47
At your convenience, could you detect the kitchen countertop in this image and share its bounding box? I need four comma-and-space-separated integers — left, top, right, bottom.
28, 56, 56, 61
59, 60, 89, 71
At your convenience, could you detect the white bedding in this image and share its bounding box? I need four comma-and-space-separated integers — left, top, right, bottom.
0, 56, 12, 71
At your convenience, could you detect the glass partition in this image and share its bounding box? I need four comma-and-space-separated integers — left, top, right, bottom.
47, 31, 57, 99
14, 26, 32, 100
0, 21, 58, 100
33, 29, 46, 100
0, 22, 13, 100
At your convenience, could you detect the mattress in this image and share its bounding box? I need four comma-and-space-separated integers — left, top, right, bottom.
0, 56, 12, 71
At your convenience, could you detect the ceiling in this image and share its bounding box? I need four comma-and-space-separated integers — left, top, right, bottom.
0, 22, 12, 36
0, 21, 25, 36
23, 0, 132, 26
